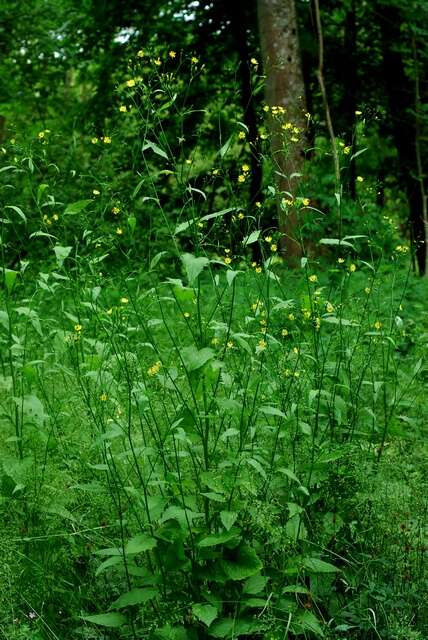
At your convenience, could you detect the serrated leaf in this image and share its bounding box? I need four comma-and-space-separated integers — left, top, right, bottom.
80, 612, 126, 628
112, 588, 158, 609
192, 603, 218, 627
125, 534, 157, 555
243, 574, 268, 595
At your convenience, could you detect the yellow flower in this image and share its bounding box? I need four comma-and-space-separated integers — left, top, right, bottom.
264, 236, 272, 243
107, 308, 113, 315
224, 256, 232, 265
137, 50, 145, 58
91, 137, 98, 144
250, 57, 258, 65
364, 287, 371, 295
212, 168, 219, 175
303, 309, 311, 319
100, 393, 108, 401
255, 266, 262, 273
126, 79, 136, 87
291, 136, 299, 143
283, 198, 294, 207
305, 112, 311, 119
10, 138, 16, 144
302, 198, 310, 206
169, 50, 176, 58
147, 361, 162, 376
315, 317, 321, 330
349, 263, 356, 272
211, 336, 219, 345
154, 57, 161, 66
226, 340, 234, 349
183, 311, 190, 318
112, 206, 120, 215
343, 146, 351, 155
308, 274, 318, 283
337, 257, 345, 264
238, 131, 246, 140
116, 227, 123, 235
119, 105, 127, 113
103, 136, 112, 144
355, 110, 362, 115
52, 213, 59, 221
271, 244, 278, 252
120, 297, 129, 304
281, 328, 288, 337
288, 313, 295, 321
74, 324, 82, 332
38, 131, 45, 139
238, 212, 244, 220
374, 321, 382, 330
242, 163, 250, 172
191, 56, 199, 64
326, 302, 334, 313
263, 105, 270, 112
283, 122, 293, 130
257, 339, 267, 350
93, 189, 100, 196
293, 347, 299, 354
255, 201, 262, 208
238, 174, 246, 183
357, 176, 364, 182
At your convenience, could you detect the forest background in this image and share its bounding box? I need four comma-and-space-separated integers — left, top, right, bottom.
0, 1, 427, 639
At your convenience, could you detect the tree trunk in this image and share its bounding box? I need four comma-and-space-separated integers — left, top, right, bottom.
378, 3, 426, 275
257, 0, 307, 262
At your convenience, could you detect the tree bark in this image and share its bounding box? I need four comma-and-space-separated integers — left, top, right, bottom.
257, 0, 307, 262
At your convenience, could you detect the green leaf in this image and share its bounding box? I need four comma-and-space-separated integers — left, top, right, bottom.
80, 612, 126, 628
181, 253, 209, 285
295, 610, 325, 637
303, 557, 339, 573
112, 588, 158, 609
128, 216, 136, 232
142, 139, 168, 160
319, 238, 355, 249
192, 603, 218, 627
95, 556, 123, 576
64, 199, 92, 215
220, 511, 238, 531
218, 136, 233, 158
242, 230, 260, 246
3, 269, 18, 293
125, 534, 157, 555
201, 207, 236, 222
36, 183, 49, 204
243, 574, 268, 595
198, 529, 240, 547
150, 251, 169, 270
221, 544, 262, 581
180, 345, 214, 372
5, 205, 26, 222
54, 245, 72, 268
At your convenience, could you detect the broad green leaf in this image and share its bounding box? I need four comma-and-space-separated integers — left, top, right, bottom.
81, 612, 126, 628
243, 574, 268, 595
125, 534, 157, 555
174, 219, 196, 234
180, 345, 214, 372
112, 588, 158, 609
64, 199, 92, 215
142, 139, 168, 160
258, 405, 285, 418
242, 230, 260, 246
303, 557, 339, 573
95, 556, 123, 576
220, 511, 238, 531
221, 544, 262, 581
295, 610, 325, 637
198, 529, 240, 548
181, 253, 209, 285
192, 603, 218, 627
4, 269, 18, 293
54, 245, 72, 268
201, 207, 236, 222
